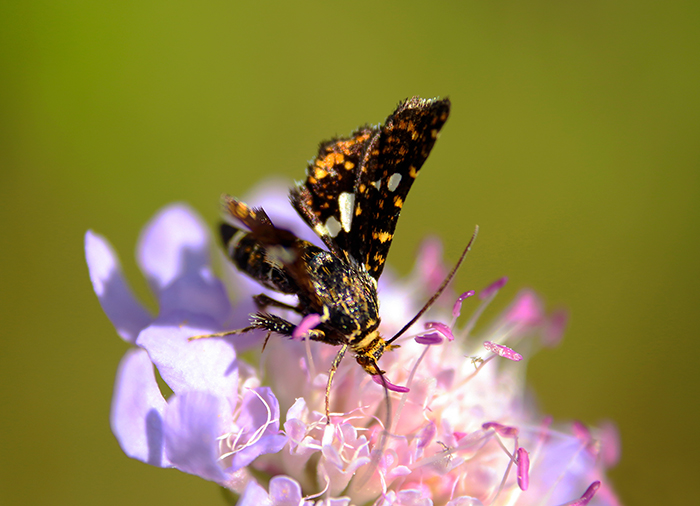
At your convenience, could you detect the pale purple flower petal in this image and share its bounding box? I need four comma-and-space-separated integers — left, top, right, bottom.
283, 398, 321, 460
163, 391, 229, 483
85, 231, 152, 343
137, 204, 210, 291
321, 423, 372, 495
237, 480, 274, 506
445, 498, 483, 506
137, 204, 231, 322
379, 489, 433, 506
137, 320, 238, 400
269, 475, 308, 506
323, 499, 352, 506
110, 348, 170, 467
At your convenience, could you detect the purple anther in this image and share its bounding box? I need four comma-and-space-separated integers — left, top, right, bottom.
543, 308, 568, 347
372, 374, 410, 393
425, 321, 454, 341
452, 290, 475, 318
600, 420, 621, 467
482, 422, 519, 438
516, 447, 530, 491
505, 290, 543, 326
569, 481, 601, 506
480, 277, 508, 300
483, 341, 523, 361
572, 420, 591, 443
415, 333, 443, 345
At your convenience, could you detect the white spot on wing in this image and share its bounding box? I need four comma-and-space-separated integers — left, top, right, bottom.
338, 192, 355, 232
371, 179, 381, 189
388, 173, 402, 192
325, 216, 342, 238
314, 222, 330, 238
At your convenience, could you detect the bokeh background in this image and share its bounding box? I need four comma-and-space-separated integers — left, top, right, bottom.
1, 1, 698, 505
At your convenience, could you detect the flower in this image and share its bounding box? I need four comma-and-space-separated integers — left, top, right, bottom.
86, 181, 622, 505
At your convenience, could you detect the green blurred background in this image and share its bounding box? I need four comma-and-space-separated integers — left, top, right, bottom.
1, 1, 698, 504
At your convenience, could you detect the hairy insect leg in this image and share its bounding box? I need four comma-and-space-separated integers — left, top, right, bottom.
325, 343, 349, 423
188, 325, 258, 341
252, 293, 300, 313
249, 312, 296, 335
189, 310, 298, 342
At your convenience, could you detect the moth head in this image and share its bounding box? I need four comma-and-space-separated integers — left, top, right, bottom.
354, 332, 400, 375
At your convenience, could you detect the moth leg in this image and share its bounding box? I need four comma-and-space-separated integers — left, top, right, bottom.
249, 312, 296, 336
325, 343, 349, 423
189, 309, 298, 342
189, 325, 258, 341
252, 293, 300, 313
250, 312, 326, 341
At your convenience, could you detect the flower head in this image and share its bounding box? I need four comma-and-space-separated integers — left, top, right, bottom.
86, 182, 621, 505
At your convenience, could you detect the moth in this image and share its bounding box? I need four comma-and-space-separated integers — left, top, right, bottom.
194, 97, 473, 420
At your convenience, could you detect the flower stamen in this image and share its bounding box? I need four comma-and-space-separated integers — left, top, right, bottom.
458, 277, 508, 340
218, 389, 278, 462
391, 344, 431, 432
562, 481, 601, 506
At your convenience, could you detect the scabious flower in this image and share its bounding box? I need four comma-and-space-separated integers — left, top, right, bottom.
86, 181, 622, 505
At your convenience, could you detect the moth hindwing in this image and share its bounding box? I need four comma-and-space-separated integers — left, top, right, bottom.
210, 96, 451, 419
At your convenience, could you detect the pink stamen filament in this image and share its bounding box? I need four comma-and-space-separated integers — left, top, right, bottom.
391, 344, 431, 432
458, 279, 506, 340
484, 430, 521, 506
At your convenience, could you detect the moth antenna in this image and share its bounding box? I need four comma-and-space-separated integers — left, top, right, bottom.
385, 225, 479, 346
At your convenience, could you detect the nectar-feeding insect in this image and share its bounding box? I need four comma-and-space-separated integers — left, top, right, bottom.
192, 96, 476, 421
